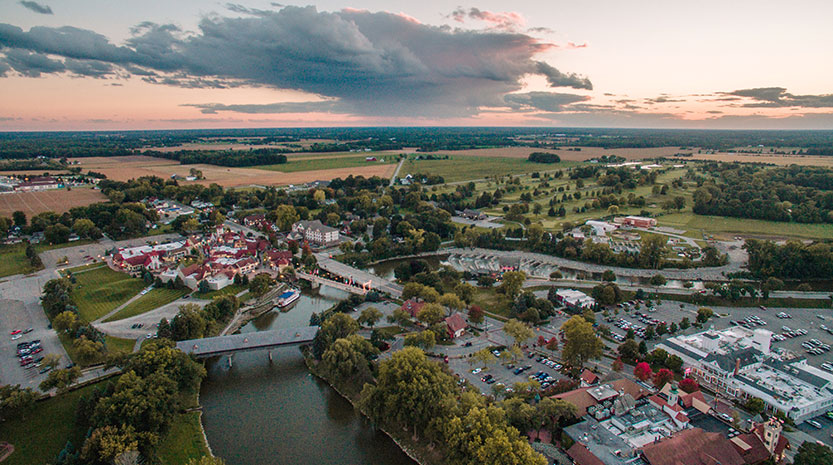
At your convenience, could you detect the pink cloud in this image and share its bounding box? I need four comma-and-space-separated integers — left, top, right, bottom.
449, 7, 526, 30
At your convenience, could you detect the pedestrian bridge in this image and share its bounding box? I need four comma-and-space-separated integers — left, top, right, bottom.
176, 326, 319, 359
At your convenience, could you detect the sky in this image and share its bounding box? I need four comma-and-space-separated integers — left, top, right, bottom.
1, 0, 833, 130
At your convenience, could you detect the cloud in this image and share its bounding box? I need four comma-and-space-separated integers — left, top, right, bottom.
2, 48, 64, 76
0, 6, 592, 117
726, 87, 833, 108
183, 100, 342, 114
503, 91, 589, 112
449, 7, 525, 30
19, 1, 53, 15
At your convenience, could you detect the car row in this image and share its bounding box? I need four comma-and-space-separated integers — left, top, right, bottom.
803, 339, 831, 356
16, 340, 50, 373
776, 312, 793, 319
536, 356, 562, 370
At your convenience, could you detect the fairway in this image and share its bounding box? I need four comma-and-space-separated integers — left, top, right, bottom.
70, 266, 145, 322
256, 154, 396, 173
400, 156, 570, 183
658, 213, 833, 239
103, 287, 189, 322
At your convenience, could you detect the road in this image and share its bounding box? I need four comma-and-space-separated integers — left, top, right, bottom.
94, 296, 210, 339
315, 253, 403, 297
389, 158, 405, 187
224, 220, 266, 239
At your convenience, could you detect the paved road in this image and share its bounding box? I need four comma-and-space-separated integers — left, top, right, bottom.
315, 253, 403, 297
94, 297, 209, 339
40, 233, 183, 271
224, 220, 266, 239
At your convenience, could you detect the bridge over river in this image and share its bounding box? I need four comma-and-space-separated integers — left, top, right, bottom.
176, 326, 318, 361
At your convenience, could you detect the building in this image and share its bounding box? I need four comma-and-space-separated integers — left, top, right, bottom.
15, 176, 60, 191
554, 289, 597, 311
289, 220, 340, 246
640, 428, 745, 465
586, 220, 618, 236
401, 299, 426, 318
581, 369, 601, 387
554, 378, 650, 417
657, 327, 833, 423
264, 250, 293, 270
113, 241, 188, 273
618, 216, 657, 228
243, 214, 266, 227
460, 209, 487, 221
444, 313, 467, 339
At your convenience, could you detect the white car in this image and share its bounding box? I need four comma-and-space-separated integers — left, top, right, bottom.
471, 368, 482, 374
806, 420, 822, 429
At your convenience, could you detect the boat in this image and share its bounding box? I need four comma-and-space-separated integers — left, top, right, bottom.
274, 288, 301, 309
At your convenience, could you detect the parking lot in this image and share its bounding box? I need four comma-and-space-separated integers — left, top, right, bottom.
448, 351, 571, 396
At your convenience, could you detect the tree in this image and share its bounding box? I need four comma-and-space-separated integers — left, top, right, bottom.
40, 366, 82, 392
416, 303, 444, 325
653, 368, 674, 388
503, 319, 534, 347
612, 358, 624, 372
73, 337, 104, 365
313, 313, 360, 358
560, 316, 603, 368
273, 204, 300, 231
793, 442, 833, 465
680, 317, 690, 330
639, 234, 666, 269
650, 274, 667, 286
388, 308, 412, 327
0, 385, 37, 421
186, 457, 227, 465
499, 271, 526, 299
471, 348, 497, 368
72, 218, 95, 238
602, 270, 616, 282
248, 273, 273, 297
198, 280, 210, 294
455, 282, 476, 303
80, 425, 139, 465
761, 276, 784, 299
679, 378, 699, 393
169, 304, 207, 341
44, 224, 71, 244
404, 330, 436, 350
439, 293, 465, 312
322, 335, 378, 382
745, 397, 766, 415
633, 362, 653, 382
42, 353, 62, 370
13, 210, 26, 227
696, 307, 714, 323
357, 307, 383, 329
53, 310, 79, 332
468, 305, 485, 325
617, 339, 640, 364
546, 338, 559, 351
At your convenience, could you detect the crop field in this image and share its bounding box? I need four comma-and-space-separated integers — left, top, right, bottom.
0, 188, 107, 217
256, 154, 397, 173
671, 152, 833, 167
71, 155, 398, 188
400, 156, 573, 183
104, 287, 189, 322
69, 265, 145, 322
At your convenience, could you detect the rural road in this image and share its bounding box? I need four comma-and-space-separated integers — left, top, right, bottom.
389, 158, 405, 186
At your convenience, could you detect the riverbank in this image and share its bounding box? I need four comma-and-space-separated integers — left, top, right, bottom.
301, 347, 442, 465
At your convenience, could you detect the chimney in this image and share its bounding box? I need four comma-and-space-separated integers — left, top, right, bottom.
734, 358, 741, 376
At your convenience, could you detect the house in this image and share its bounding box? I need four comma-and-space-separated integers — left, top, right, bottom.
445, 313, 467, 339
264, 250, 293, 269
401, 299, 426, 318
640, 428, 745, 465
566, 442, 605, 465
460, 209, 487, 221
365, 156, 377, 161
553, 378, 650, 417
243, 214, 266, 227
619, 216, 657, 228
580, 369, 600, 387
289, 220, 340, 246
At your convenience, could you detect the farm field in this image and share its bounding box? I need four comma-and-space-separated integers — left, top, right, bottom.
400, 156, 573, 183
657, 212, 833, 240
71, 155, 398, 188
104, 287, 189, 322
256, 154, 397, 173
68, 265, 146, 322
434, 146, 688, 161
0, 187, 107, 217
672, 151, 833, 167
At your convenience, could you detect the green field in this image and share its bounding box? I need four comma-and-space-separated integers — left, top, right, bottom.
256, 154, 397, 173
658, 213, 833, 240
70, 266, 146, 322
105, 335, 137, 353
103, 287, 189, 322
1, 381, 105, 465
0, 243, 40, 278
401, 156, 570, 183
194, 283, 247, 300
157, 412, 211, 464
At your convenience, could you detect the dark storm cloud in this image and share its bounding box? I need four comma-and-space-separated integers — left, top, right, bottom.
503, 91, 588, 112
19, 1, 53, 15
2, 48, 64, 76
726, 87, 833, 108
0, 6, 592, 117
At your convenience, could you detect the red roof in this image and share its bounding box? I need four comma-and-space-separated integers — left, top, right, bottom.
752, 423, 789, 457
731, 433, 771, 465
566, 443, 605, 465
445, 313, 467, 335
401, 299, 426, 317
580, 369, 600, 385
680, 390, 707, 408
641, 428, 745, 465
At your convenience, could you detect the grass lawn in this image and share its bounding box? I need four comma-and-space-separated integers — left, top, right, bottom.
1, 381, 106, 465
471, 287, 512, 318
194, 283, 247, 300
70, 266, 145, 322
658, 212, 833, 239
105, 335, 136, 353
401, 156, 572, 183
157, 412, 211, 464
35, 239, 95, 253
256, 154, 396, 173
103, 287, 189, 322
0, 243, 40, 278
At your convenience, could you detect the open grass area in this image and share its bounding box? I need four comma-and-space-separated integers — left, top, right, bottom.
658, 212, 833, 239
70, 266, 145, 322
0, 243, 40, 278
194, 283, 247, 300
401, 156, 571, 183
105, 335, 136, 353
104, 287, 189, 322
1, 381, 106, 465
471, 287, 511, 318
256, 154, 396, 173
157, 411, 211, 465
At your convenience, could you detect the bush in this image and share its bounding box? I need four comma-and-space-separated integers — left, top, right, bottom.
528, 152, 561, 164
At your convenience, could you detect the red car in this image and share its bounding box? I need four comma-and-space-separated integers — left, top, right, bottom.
10, 329, 22, 335
19, 357, 33, 366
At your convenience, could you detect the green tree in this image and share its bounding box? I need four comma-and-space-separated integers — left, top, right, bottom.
186, 457, 227, 465
169, 304, 207, 341
248, 273, 273, 297
602, 270, 616, 282
322, 335, 378, 383
696, 307, 714, 323
745, 397, 766, 415
72, 218, 96, 238
499, 271, 527, 299
40, 366, 82, 392
639, 234, 666, 269
80, 425, 139, 465
503, 319, 534, 347
357, 306, 383, 329
471, 348, 497, 368
313, 313, 360, 358
273, 204, 300, 231
416, 303, 445, 325
404, 330, 436, 350
561, 316, 603, 368
73, 336, 104, 365
650, 274, 667, 286
439, 293, 465, 312
454, 282, 476, 303
0, 385, 38, 421
44, 224, 71, 244
680, 317, 690, 330
793, 442, 833, 465
53, 310, 79, 333
12, 210, 26, 227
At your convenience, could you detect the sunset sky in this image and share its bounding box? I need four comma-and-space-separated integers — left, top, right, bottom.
1, 0, 832, 130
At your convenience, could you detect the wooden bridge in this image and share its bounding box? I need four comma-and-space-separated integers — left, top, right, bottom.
176, 326, 318, 360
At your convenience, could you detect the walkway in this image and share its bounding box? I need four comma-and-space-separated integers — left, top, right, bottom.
296, 271, 368, 295
176, 326, 318, 358
314, 253, 403, 297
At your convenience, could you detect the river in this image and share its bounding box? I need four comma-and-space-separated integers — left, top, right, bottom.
199, 286, 416, 465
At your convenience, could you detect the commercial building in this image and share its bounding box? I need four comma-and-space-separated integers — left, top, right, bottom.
554, 289, 597, 311
656, 326, 833, 423
14, 176, 60, 191
289, 220, 340, 246
617, 216, 657, 228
